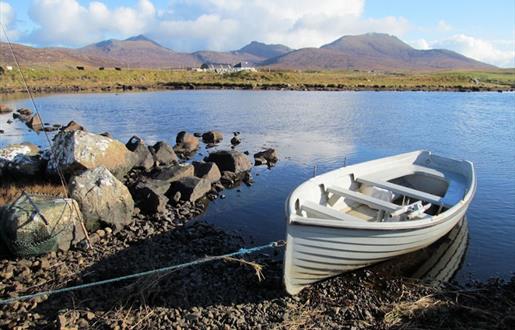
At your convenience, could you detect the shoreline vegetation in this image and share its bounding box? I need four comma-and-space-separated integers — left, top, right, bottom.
1, 68, 514, 95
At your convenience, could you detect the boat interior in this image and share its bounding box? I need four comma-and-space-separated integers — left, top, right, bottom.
294, 152, 471, 223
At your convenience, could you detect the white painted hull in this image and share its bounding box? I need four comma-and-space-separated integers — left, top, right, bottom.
284, 150, 476, 295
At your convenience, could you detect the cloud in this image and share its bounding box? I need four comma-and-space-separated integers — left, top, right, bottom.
153, 0, 409, 51
26, 0, 157, 47
18, 0, 409, 51
0, 1, 21, 41
412, 34, 514, 67
436, 20, 452, 32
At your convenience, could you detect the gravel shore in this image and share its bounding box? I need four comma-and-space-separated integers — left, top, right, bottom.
1, 202, 514, 329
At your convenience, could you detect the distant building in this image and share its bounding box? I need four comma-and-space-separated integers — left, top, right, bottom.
233, 61, 250, 68
199, 62, 256, 73
234, 62, 256, 72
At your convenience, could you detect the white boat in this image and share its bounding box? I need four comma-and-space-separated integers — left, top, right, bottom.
283, 150, 476, 295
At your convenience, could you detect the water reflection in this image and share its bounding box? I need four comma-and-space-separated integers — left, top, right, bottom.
1, 90, 514, 281
376, 218, 469, 284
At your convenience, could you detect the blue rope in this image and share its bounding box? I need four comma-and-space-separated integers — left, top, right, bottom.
0, 240, 284, 305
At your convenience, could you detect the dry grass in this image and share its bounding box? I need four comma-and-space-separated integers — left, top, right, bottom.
384, 295, 449, 327
1, 67, 514, 93
0, 181, 65, 206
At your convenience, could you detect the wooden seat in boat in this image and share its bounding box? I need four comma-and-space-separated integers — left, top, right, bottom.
355, 176, 444, 206
300, 201, 363, 222
325, 185, 401, 212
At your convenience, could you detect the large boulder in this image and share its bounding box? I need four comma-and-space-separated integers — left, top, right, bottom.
193, 161, 221, 183
12, 108, 32, 123
0, 104, 13, 113
62, 120, 86, 132
175, 131, 199, 154
254, 148, 278, 167
167, 177, 211, 203
202, 130, 224, 144
126, 136, 154, 171
151, 141, 178, 166
69, 167, 134, 231
26, 115, 43, 132
0, 143, 42, 176
151, 163, 194, 183
131, 180, 170, 214
206, 150, 252, 174
0, 195, 86, 256
47, 130, 134, 178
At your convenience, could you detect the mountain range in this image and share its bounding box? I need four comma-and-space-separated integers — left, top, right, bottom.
0, 33, 494, 71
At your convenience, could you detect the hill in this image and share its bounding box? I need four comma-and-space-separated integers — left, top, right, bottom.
238, 41, 292, 59
263, 33, 495, 71
0, 33, 496, 71
77, 35, 199, 68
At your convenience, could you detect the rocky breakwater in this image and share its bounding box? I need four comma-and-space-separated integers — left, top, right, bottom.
0, 125, 283, 328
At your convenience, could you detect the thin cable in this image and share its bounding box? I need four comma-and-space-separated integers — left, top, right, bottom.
0, 240, 285, 305
0, 23, 90, 245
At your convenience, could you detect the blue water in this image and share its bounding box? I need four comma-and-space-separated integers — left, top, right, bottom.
1, 90, 514, 282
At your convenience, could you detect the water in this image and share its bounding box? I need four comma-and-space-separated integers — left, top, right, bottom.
1, 90, 514, 282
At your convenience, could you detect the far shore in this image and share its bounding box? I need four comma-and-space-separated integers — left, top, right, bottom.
1, 68, 514, 95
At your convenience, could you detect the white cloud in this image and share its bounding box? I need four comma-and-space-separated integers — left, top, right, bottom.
436, 20, 452, 32
411, 34, 514, 67
0, 1, 20, 41
19, 0, 409, 51
26, 0, 157, 47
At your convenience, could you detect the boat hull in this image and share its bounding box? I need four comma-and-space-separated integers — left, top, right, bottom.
283, 150, 476, 295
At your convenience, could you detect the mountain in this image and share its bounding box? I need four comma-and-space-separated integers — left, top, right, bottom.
0, 33, 496, 71
263, 33, 494, 71
0, 42, 103, 68
77, 36, 199, 68
238, 41, 292, 59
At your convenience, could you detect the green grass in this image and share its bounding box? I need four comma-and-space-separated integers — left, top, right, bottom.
1, 67, 514, 93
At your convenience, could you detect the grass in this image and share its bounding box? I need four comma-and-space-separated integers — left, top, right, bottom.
0, 179, 65, 206
1, 67, 514, 93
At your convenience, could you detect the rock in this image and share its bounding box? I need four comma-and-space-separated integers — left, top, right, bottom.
0, 195, 85, 256
99, 132, 112, 138
26, 115, 43, 132
206, 150, 252, 174
69, 167, 134, 231
151, 141, 178, 166
0, 104, 13, 113
0, 143, 42, 176
202, 130, 224, 144
126, 136, 154, 171
47, 130, 134, 179
17, 108, 32, 116
192, 161, 221, 183
175, 131, 199, 153
167, 177, 211, 203
62, 120, 86, 132
131, 180, 170, 214
254, 148, 278, 166
6, 119, 13, 124
151, 163, 194, 183
230, 136, 241, 146
220, 171, 239, 186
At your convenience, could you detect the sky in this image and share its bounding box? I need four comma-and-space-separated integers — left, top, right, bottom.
0, 0, 514, 67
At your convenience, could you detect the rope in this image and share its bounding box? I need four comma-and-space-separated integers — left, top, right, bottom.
0, 23, 91, 245
0, 240, 285, 305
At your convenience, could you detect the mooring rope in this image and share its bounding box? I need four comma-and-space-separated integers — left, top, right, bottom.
0, 240, 285, 305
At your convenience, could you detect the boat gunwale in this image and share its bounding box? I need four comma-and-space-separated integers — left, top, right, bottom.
285, 150, 476, 232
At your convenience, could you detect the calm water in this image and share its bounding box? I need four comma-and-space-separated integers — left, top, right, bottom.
1, 90, 514, 282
